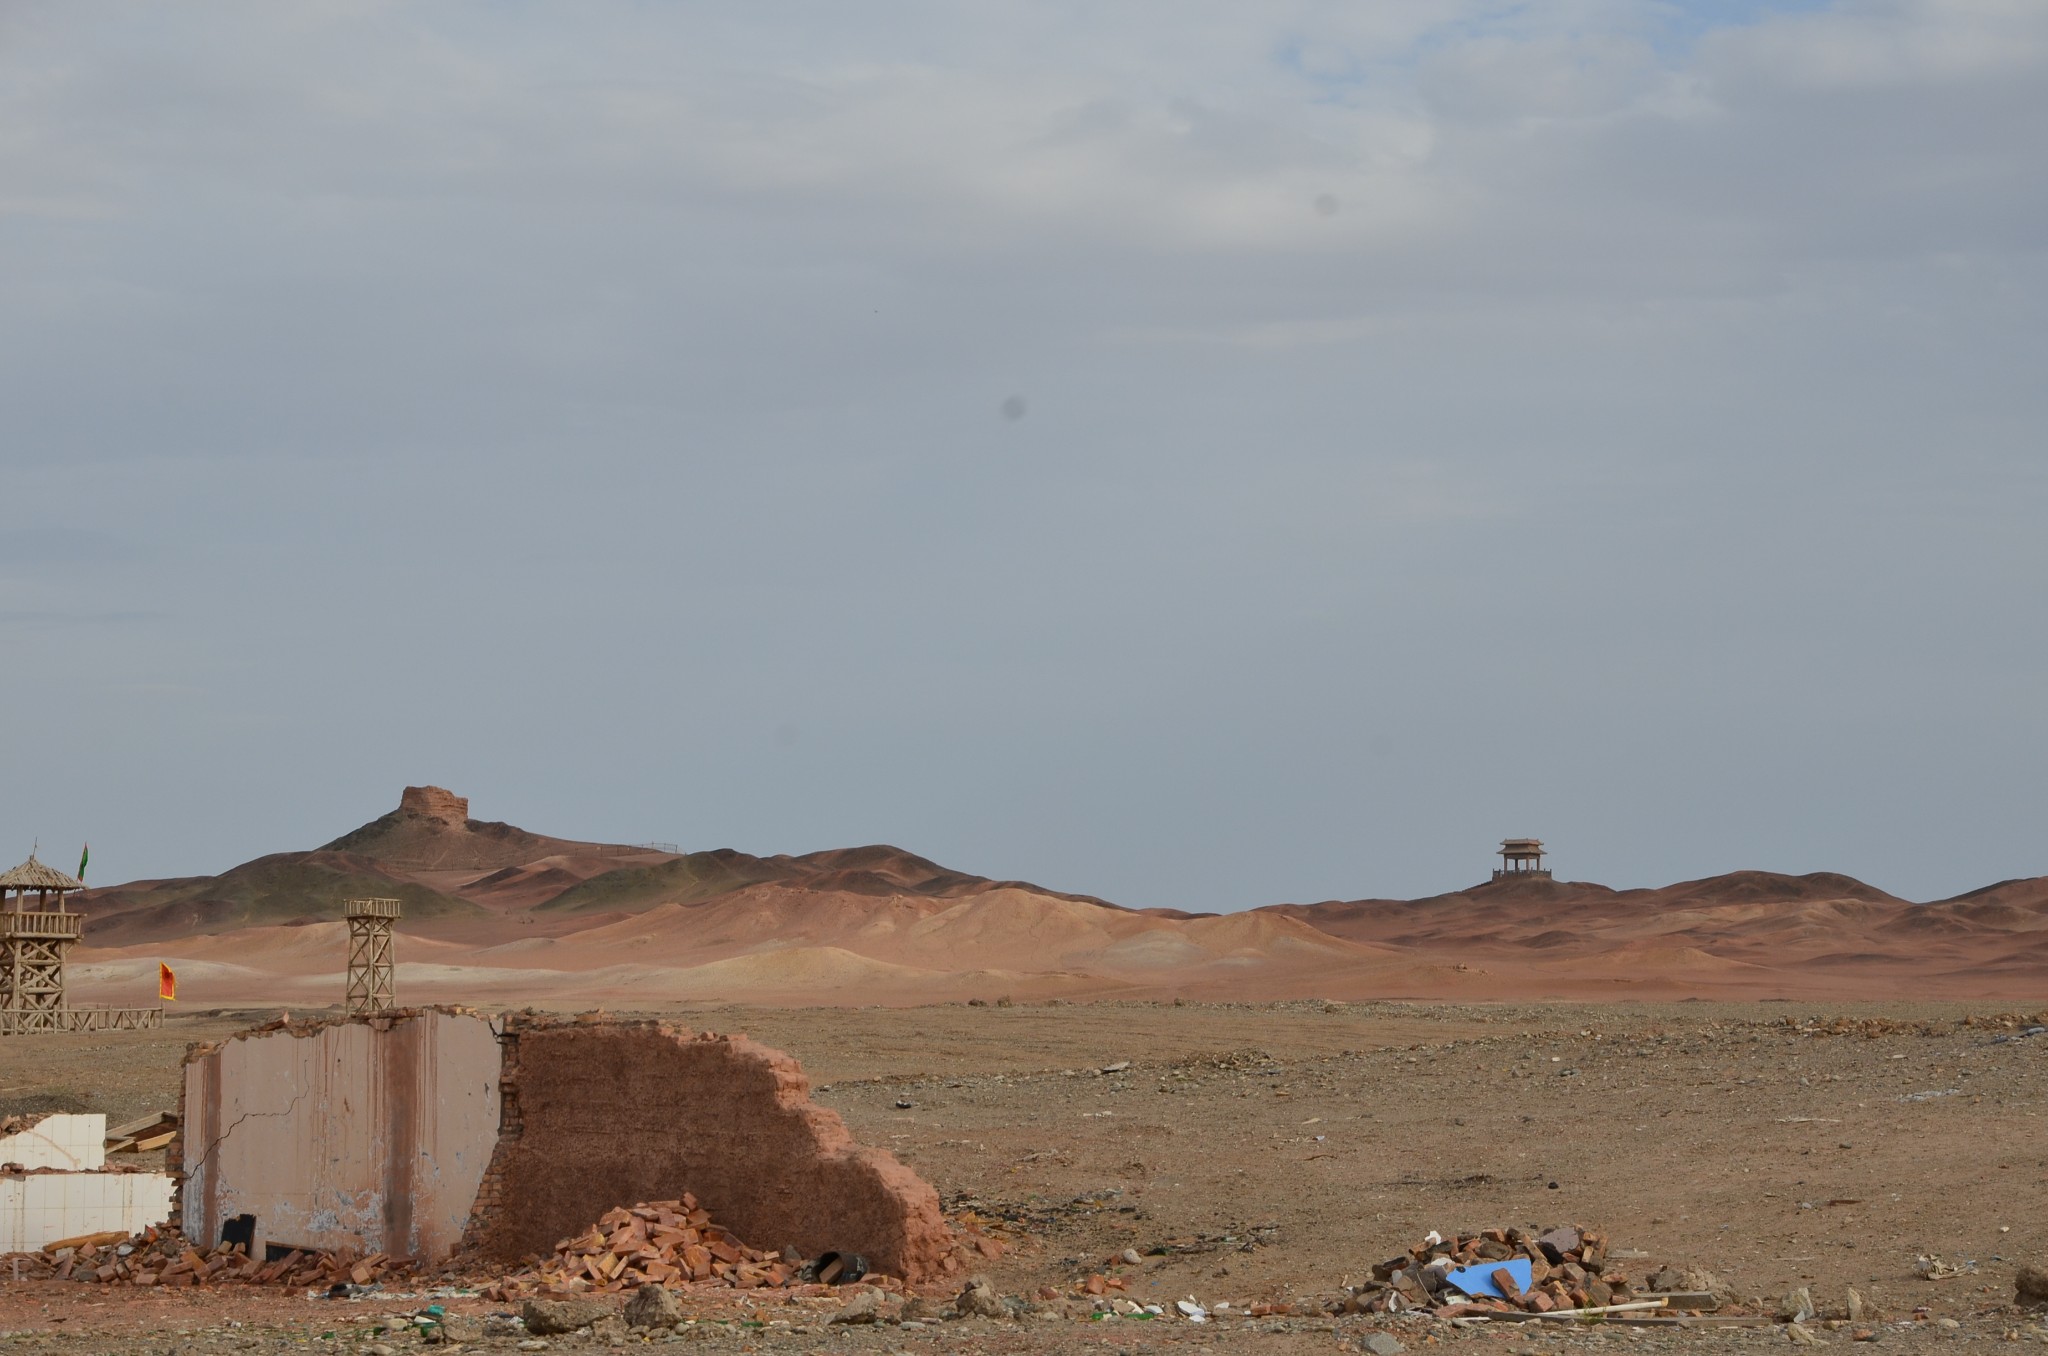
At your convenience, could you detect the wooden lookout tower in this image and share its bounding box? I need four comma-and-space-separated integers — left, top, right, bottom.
1, 852, 86, 1032
344, 896, 401, 1015
1493, 838, 1551, 881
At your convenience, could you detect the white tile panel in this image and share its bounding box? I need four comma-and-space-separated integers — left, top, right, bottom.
0, 1114, 107, 1172
0, 1171, 173, 1253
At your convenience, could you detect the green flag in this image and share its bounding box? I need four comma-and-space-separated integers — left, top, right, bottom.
77, 843, 88, 881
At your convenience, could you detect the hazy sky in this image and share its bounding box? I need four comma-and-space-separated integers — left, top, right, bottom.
3, 1, 2043, 909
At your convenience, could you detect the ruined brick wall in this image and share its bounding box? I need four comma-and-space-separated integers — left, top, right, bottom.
460, 1018, 956, 1283
399, 785, 469, 825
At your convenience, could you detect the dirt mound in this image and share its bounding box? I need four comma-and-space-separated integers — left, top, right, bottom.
321, 785, 604, 872
1652, 869, 1899, 906
535, 844, 1107, 917
1932, 876, 2048, 909
534, 850, 793, 915
1463, 876, 1622, 904
79, 851, 484, 945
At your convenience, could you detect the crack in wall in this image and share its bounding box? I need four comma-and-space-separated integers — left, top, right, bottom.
191, 1089, 310, 1179
181, 1012, 505, 1262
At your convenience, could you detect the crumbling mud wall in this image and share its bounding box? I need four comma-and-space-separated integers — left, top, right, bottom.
179, 1010, 501, 1261
461, 1017, 957, 1282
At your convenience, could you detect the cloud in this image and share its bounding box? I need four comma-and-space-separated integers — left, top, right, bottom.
0, 0, 2043, 904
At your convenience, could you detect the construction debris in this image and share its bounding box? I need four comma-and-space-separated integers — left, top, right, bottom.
0, 1225, 413, 1288
102, 1111, 178, 1155
482, 1197, 827, 1299
4, 1193, 911, 1307
1326, 1224, 1731, 1320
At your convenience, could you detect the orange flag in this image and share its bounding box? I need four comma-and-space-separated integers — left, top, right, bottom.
158, 963, 177, 1002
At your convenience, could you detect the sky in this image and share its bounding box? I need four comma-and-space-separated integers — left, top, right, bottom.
2, 0, 2044, 909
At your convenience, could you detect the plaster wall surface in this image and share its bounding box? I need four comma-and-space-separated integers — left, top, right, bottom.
180, 1010, 500, 1261
0, 1172, 174, 1252
0, 1113, 105, 1170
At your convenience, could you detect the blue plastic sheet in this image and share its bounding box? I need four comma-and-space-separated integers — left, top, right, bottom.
1446, 1256, 1533, 1299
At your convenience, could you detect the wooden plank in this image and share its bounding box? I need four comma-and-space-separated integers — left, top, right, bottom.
1649, 1292, 1721, 1311
106, 1111, 177, 1141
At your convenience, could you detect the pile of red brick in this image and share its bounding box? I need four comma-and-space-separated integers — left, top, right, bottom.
1338, 1225, 1635, 1316
484, 1197, 800, 1299
4, 1227, 409, 1289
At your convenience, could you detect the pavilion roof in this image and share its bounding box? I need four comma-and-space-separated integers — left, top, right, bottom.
0, 853, 84, 892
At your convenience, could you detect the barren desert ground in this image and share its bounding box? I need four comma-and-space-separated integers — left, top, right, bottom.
3, 997, 2044, 1354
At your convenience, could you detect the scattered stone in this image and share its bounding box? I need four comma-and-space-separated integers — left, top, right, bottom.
1537, 1227, 1581, 1264
521, 1298, 616, 1336
1650, 1266, 1720, 1293
421, 1314, 478, 1346
1120, 1247, 1143, 1266
1362, 1333, 1407, 1356
1847, 1287, 1866, 1322
1936, 1317, 1961, 1331
624, 1282, 683, 1329
956, 1277, 1007, 1319
1787, 1323, 1822, 1345
2019, 1265, 2048, 1309
1778, 1287, 1816, 1325
590, 1314, 628, 1344
830, 1287, 886, 1324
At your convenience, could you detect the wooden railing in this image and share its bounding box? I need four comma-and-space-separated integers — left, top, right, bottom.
342, 897, 404, 920
0, 1007, 163, 1034
0, 911, 83, 941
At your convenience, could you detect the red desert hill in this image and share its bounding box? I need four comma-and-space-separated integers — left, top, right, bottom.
65, 787, 2048, 1003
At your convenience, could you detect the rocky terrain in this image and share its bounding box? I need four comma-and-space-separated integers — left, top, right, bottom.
2, 999, 2045, 1353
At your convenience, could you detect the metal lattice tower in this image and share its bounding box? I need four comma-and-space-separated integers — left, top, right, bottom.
344, 897, 402, 1015
1, 853, 87, 1034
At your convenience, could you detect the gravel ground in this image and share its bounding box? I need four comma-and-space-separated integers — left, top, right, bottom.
2, 998, 2044, 1354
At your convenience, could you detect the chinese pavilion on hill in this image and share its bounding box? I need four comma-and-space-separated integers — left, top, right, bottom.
1493, 838, 1551, 881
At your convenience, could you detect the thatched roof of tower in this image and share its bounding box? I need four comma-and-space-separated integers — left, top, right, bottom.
0, 853, 84, 892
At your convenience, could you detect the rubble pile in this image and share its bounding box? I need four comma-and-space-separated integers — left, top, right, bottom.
1958, 1011, 2048, 1032
484, 1197, 811, 1300
1, 1227, 411, 1288
1333, 1225, 1641, 1316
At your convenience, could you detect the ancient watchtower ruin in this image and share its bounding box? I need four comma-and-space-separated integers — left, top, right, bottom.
1493, 838, 1551, 881
344, 896, 402, 1015
2, 851, 161, 1033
